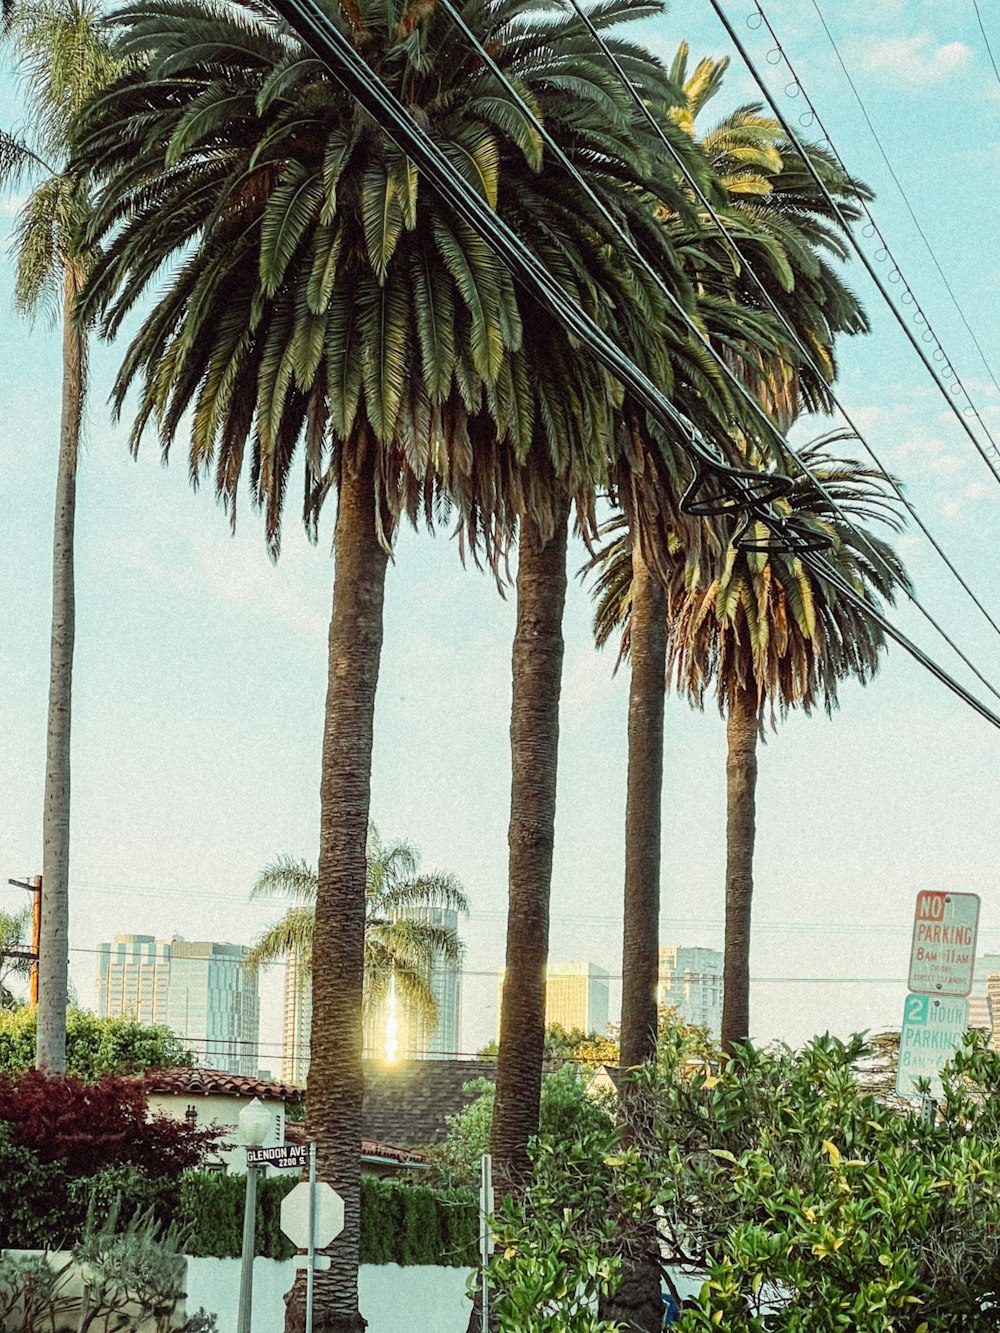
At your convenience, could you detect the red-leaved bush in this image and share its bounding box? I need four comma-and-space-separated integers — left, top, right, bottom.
0, 1070, 219, 1176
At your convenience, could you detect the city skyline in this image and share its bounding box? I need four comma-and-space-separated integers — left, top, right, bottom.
96, 933, 260, 1076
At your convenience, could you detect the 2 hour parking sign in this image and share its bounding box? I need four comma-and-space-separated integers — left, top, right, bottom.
896, 993, 970, 1100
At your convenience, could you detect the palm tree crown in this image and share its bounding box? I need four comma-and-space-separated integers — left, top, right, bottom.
73, 0, 707, 558
246, 824, 469, 1032
593, 433, 910, 716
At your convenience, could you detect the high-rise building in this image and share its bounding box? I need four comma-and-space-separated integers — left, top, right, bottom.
658, 946, 723, 1039
96, 935, 260, 1076
497, 962, 610, 1038
282, 946, 311, 1085
283, 906, 464, 1078
968, 953, 1000, 1048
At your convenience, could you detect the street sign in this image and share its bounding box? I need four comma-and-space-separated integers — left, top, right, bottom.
280, 1181, 345, 1250
245, 1142, 310, 1169
895, 993, 969, 1100
907, 891, 979, 996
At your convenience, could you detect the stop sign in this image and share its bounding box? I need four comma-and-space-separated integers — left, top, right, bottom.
280, 1181, 345, 1250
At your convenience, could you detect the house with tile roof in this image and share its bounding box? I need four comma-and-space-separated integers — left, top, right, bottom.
143, 1067, 426, 1175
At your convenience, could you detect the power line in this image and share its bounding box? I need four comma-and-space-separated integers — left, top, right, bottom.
56, 898, 1000, 937
812, 0, 1000, 402
709, 0, 1000, 484
973, 0, 1000, 92
550, 0, 1000, 701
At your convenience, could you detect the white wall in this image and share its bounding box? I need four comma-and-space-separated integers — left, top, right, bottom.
184, 1260, 475, 1333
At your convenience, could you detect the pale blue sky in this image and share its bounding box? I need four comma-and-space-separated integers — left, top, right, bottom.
2, 0, 1000, 1066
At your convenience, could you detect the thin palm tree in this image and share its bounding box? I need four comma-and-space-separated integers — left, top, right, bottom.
71, 2, 692, 1324
245, 825, 469, 1058
593, 433, 910, 1056
0, 0, 119, 1073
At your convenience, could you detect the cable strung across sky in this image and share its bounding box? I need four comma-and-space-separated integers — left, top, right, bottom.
711, 0, 1000, 483
520, 0, 1000, 704
264, 0, 1000, 732
810, 0, 1000, 406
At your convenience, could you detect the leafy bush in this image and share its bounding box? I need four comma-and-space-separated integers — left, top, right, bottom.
0, 1008, 194, 1080
179, 1170, 476, 1265
0, 1073, 218, 1250
488, 1029, 1000, 1333
0, 1070, 217, 1177
436, 1064, 615, 1187
0, 1206, 218, 1332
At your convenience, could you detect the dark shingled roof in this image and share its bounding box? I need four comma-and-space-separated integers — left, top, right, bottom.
362, 1059, 494, 1147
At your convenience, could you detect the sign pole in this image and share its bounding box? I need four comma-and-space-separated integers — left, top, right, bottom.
236, 1162, 258, 1333
479, 1154, 493, 1331
306, 1142, 317, 1333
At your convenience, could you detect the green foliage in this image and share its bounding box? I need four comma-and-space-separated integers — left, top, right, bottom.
0, 1206, 218, 1332
489, 1028, 1000, 1332
436, 1065, 616, 1188
486, 1130, 653, 1333
246, 826, 469, 1041
178, 1170, 476, 1266
0, 1007, 194, 1079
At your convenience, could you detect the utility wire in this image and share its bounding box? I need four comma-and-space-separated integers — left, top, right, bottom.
135, 0, 1000, 731
545, 0, 1000, 706
973, 0, 1000, 91
709, 0, 1000, 483
811, 0, 1000, 403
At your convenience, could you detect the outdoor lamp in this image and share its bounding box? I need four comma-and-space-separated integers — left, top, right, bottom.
238, 1096, 272, 1147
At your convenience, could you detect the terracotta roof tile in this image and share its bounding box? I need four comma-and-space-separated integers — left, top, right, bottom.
142, 1067, 304, 1103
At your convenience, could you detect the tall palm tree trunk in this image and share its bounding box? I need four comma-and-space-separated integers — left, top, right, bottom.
491, 503, 569, 1197
721, 678, 759, 1055
602, 536, 667, 1333
619, 537, 666, 1073
288, 441, 389, 1333
37, 268, 83, 1075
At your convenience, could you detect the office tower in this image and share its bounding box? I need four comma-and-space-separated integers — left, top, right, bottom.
363, 905, 463, 1060
282, 945, 312, 1084
497, 961, 611, 1038
96, 934, 260, 1076
968, 953, 1000, 1049
658, 946, 723, 1039
286, 906, 464, 1073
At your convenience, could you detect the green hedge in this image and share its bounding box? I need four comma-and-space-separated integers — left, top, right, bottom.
179, 1172, 477, 1267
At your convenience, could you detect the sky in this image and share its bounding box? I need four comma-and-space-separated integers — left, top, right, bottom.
3, 0, 1000, 1071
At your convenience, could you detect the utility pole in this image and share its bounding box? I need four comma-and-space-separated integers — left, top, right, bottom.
7, 877, 42, 1005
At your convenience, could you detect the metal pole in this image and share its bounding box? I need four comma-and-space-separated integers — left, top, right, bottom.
306, 1142, 316, 1333
236, 1163, 258, 1333
29, 876, 41, 1007
479, 1154, 493, 1331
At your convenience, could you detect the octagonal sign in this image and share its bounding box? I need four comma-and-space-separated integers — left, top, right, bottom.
280, 1181, 345, 1250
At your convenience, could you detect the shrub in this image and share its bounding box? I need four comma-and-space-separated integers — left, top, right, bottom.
488, 1029, 1000, 1333
0, 1008, 194, 1080
179, 1170, 477, 1265
0, 1070, 218, 1177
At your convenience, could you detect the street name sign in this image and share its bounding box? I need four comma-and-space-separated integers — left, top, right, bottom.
895, 993, 969, 1100
245, 1143, 309, 1169
280, 1181, 345, 1251
907, 891, 979, 996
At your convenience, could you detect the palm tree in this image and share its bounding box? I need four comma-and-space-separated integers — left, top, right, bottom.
0, 0, 119, 1073
600, 45, 874, 1082
71, 2, 693, 1324
245, 825, 469, 1061
0, 907, 33, 1008
593, 433, 909, 1056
